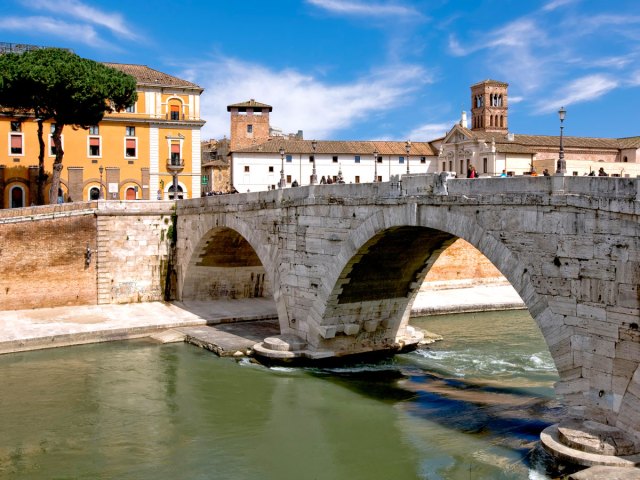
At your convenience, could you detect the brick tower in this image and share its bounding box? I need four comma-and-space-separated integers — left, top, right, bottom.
227, 99, 272, 151
470, 80, 508, 133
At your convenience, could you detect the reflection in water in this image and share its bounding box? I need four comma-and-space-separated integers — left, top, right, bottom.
0, 310, 564, 479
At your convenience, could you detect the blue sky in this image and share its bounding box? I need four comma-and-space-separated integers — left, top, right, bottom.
1, 0, 639, 142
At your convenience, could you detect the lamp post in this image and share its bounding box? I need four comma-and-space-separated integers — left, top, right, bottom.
373, 148, 378, 182
279, 147, 286, 188
405, 140, 411, 175
556, 107, 566, 175
98, 165, 104, 199
311, 140, 318, 185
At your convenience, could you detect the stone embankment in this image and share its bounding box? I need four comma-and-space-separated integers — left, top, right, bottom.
0, 284, 522, 356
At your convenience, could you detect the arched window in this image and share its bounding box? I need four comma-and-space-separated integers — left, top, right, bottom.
490, 115, 494, 127
623, 156, 628, 162
500, 115, 504, 127
89, 186, 100, 200
10, 185, 24, 208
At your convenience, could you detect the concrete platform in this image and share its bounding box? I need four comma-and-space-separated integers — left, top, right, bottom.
0, 298, 277, 355
178, 320, 280, 357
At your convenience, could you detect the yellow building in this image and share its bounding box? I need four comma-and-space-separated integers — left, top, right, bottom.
0, 63, 205, 207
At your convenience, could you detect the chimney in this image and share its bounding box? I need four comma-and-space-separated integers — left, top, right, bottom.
460, 111, 468, 128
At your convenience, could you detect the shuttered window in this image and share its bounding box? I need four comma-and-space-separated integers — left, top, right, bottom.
10, 134, 22, 154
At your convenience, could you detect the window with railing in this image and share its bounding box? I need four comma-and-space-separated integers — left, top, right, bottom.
170, 104, 180, 121
170, 143, 181, 165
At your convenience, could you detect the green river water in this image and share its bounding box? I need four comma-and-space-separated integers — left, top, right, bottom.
0, 310, 565, 479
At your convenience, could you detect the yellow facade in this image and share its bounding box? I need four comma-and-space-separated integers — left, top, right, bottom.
0, 63, 205, 207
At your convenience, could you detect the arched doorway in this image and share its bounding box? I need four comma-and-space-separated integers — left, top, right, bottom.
168, 185, 184, 200
89, 187, 100, 200
126, 187, 137, 200
10, 185, 24, 208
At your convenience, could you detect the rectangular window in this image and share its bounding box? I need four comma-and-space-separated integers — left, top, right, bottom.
10, 134, 23, 155
244, 166, 250, 172
48, 134, 63, 156
126, 138, 137, 158
247, 124, 253, 133
355, 155, 360, 163
483, 157, 488, 173
269, 166, 274, 172
10, 121, 21, 132
355, 176, 360, 183
442, 161, 446, 171
399, 156, 404, 164
286, 155, 292, 163
377, 156, 382, 163
449, 161, 452, 171
170, 105, 180, 120
309, 155, 314, 163
286, 175, 292, 183
88, 136, 101, 156
125, 104, 135, 113
126, 126, 135, 136
420, 156, 426, 164
332, 156, 338, 163
89, 125, 99, 135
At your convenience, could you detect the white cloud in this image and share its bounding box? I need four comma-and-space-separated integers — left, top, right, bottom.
509, 96, 524, 104
448, 19, 546, 91
535, 74, 618, 113
407, 122, 451, 141
190, 57, 431, 140
307, 0, 421, 18
541, 0, 576, 12
0, 16, 112, 49
20, 0, 138, 39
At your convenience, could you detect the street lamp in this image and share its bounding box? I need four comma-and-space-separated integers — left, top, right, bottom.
98, 165, 104, 199
279, 146, 286, 188
556, 107, 566, 175
311, 140, 318, 184
405, 140, 411, 175
373, 148, 378, 182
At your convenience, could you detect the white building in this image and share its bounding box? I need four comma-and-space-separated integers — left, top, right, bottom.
225, 80, 640, 193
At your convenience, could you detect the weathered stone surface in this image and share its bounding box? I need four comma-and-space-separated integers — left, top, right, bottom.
569, 466, 640, 480
558, 419, 638, 456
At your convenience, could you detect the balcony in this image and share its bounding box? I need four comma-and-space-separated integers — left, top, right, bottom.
167, 158, 185, 173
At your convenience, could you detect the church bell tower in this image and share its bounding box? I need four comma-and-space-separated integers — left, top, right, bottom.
470, 80, 508, 133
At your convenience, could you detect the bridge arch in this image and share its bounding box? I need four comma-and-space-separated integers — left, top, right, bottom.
308, 206, 552, 357
177, 210, 288, 326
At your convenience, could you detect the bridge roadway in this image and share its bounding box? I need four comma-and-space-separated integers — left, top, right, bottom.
173, 173, 640, 467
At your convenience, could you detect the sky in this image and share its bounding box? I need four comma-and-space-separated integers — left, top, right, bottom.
1, 0, 639, 142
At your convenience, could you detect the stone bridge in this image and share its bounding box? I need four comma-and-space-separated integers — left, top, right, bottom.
176, 174, 640, 463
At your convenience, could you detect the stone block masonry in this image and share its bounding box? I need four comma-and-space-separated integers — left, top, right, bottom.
0, 201, 175, 309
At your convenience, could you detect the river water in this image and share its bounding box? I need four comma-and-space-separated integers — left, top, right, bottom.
0, 310, 565, 479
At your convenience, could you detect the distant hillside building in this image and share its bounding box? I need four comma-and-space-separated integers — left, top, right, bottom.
0, 47, 205, 207
226, 79, 640, 192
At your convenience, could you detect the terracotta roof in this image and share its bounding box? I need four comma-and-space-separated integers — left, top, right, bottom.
471, 79, 509, 87
227, 99, 273, 112
617, 136, 640, 149
235, 139, 436, 156
103, 63, 203, 91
